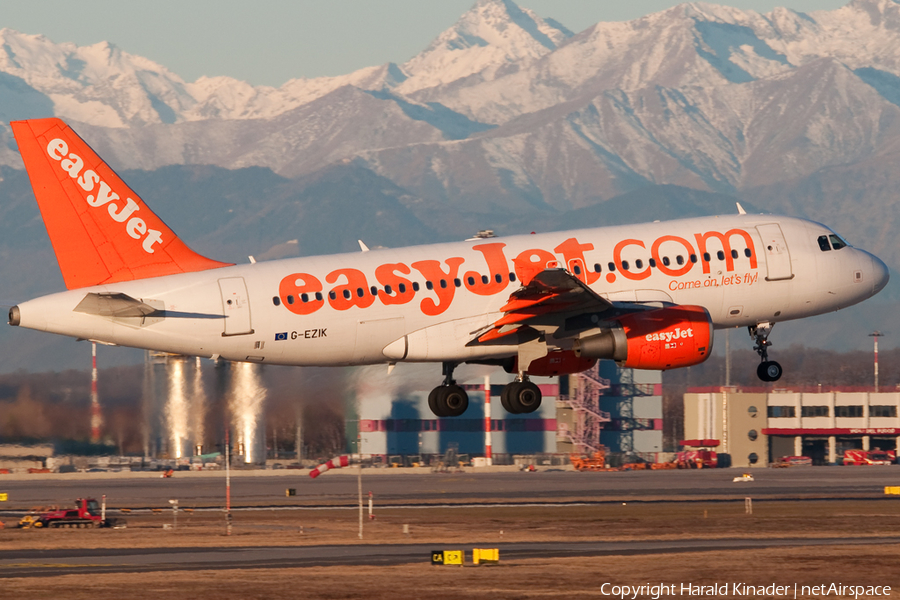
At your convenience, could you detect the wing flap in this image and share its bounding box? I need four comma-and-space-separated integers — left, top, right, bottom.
475, 269, 614, 344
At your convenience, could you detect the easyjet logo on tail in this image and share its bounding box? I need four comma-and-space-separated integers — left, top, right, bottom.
46, 139, 163, 254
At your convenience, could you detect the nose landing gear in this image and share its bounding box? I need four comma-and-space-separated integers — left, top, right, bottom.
750, 322, 782, 382
427, 362, 469, 417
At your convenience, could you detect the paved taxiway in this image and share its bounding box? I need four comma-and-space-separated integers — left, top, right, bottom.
1, 466, 899, 508
3, 536, 899, 578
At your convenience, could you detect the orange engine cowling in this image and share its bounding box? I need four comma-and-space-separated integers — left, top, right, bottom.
521, 351, 597, 377
573, 305, 714, 370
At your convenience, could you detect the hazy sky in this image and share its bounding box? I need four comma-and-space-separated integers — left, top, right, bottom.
5, 0, 850, 87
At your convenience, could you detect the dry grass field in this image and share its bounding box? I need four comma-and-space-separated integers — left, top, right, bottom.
3, 500, 900, 598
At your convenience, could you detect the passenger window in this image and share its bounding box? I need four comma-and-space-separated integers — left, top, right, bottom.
454, 278, 461, 287
356, 288, 364, 298
384, 285, 392, 295
621, 261, 630, 271
829, 234, 846, 250
744, 248, 752, 258
649, 258, 656, 268
731, 249, 738, 259
573, 264, 582, 275
301, 293, 309, 303
817, 235, 831, 251
399, 283, 406, 293
509, 273, 517, 282
273, 296, 281, 306
467, 276, 475, 286
370, 286, 378, 296
717, 251, 725, 260
481, 275, 489, 284
608, 262, 616, 272
426, 281, 434, 290
676, 256, 684, 265
635, 259, 643, 269
413, 282, 420, 292
494, 274, 503, 283
593, 263, 602, 273
315, 292, 323, 301
342, 289, 351, 299
286, 295, 294, 305
703, 253, 710, 262
662, 257, 670, 267
329, 291, 336, 300
440, 280, 447, 289
690, 254, 697, 263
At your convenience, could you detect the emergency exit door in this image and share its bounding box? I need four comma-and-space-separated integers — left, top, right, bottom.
755, 224, 794, 281
219, 277, 254, 336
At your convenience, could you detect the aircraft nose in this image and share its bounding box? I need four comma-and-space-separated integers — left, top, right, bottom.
870, 253, 890, 295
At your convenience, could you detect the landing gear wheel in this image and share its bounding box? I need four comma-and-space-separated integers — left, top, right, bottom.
757, 361, 782, 382
502, 381, 542, 414
427, 362, 468, 417
428, 387, 441, 416
427, 384, 469, 417
500, 384, 516, 414
440, 384, 469, 417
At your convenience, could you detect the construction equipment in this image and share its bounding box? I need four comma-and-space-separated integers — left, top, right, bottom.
570, 448, 608, 471
18, 498, 125, 529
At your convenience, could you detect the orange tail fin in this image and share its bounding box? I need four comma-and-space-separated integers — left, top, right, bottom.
11, 118, 231, 289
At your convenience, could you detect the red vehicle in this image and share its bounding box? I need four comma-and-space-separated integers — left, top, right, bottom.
676, 439, 720, 468
771, 456, 813, 468
27, 498, 125, 529
843, 449, 896, 466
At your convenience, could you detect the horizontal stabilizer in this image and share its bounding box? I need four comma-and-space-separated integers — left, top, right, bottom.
73, 292, 159, 318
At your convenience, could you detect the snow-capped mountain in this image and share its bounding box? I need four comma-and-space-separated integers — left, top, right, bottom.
2, 0, 900, 247
4, 0, 900, 371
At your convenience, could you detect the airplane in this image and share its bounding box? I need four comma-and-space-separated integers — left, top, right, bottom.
6, 118, 890, 417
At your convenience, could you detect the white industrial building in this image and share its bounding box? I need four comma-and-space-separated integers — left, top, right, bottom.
685, 387, 900, 466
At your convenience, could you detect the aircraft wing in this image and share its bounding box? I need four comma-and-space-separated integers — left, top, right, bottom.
474, 269, 614, 343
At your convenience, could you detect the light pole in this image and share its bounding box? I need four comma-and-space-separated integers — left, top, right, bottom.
869, 331, 884, 392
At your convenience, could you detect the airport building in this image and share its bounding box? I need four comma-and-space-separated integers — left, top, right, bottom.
349, 371, 558, 462
684, 387, 900, 466
350, 364, 663, 464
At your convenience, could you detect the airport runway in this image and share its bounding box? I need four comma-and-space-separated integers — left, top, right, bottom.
3, 536, 899, 578
1, 466, 899, 509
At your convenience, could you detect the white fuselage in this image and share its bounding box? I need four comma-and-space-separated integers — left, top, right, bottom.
12, 214, 889, 366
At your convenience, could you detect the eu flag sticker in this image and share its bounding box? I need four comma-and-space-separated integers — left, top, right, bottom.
274, 332, 288, 341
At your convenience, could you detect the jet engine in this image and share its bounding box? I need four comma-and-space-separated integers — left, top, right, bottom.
573, 305, 714, 370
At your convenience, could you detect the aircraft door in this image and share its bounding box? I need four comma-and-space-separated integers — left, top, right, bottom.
218, 277, 254, 336
756, 224, 794, 281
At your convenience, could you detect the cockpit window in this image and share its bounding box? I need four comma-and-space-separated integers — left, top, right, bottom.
817, 235, 831, 252
829, 234, 847, 250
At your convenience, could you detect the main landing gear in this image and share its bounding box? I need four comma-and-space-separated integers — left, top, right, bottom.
500, 377, 542, 414
750, 322, 782, 382
428, 362, 469, 417
426, 364, 544, 417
